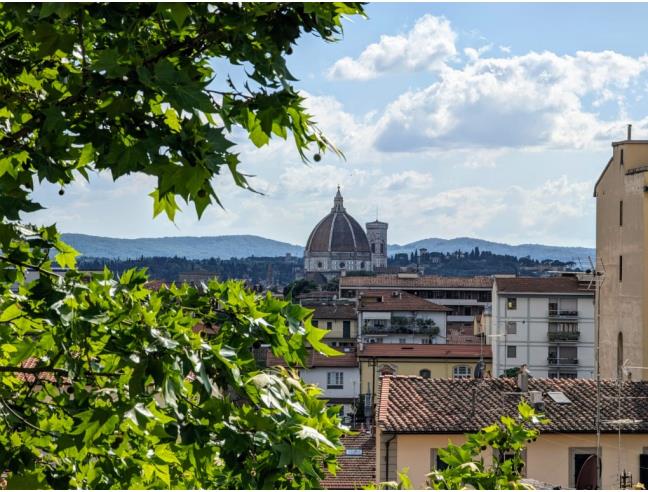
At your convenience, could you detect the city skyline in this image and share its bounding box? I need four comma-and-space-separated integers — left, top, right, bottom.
29, 3, 648, 248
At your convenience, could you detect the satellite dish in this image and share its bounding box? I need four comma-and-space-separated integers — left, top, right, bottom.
576, 454, 599, 490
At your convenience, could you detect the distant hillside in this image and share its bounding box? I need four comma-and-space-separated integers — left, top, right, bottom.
62, 234, 303, 260
389, 237, 595, 264
62, 233, 595, 264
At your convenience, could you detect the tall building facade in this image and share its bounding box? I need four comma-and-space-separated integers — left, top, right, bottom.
594, 127, 648, 380
490, 276, 595, 378
303, 188, 388, 279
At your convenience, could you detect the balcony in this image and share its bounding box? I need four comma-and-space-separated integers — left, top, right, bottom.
363, 318, 440, 336
547, 331, 580, 342
548, 309, 579, 319
547, 357, 579, 366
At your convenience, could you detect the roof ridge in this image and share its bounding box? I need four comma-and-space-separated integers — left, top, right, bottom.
377, 375, 392, 425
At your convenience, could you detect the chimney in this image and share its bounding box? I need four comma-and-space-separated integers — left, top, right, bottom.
517, 364, 529, 392
628, 124, 632, 141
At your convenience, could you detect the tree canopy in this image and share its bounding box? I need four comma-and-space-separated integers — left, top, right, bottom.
0, 3, 365, 488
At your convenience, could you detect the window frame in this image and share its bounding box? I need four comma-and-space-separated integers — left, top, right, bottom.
507, 298, 517, 310
326, 371, 344, 389
506, 321, 517, 335
507, 345, 517, 359
453, 365, 471, 379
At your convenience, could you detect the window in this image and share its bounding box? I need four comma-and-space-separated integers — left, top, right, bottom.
342, 320, 351, 338
327, 371, 344, 389
360, 261, 365, 269
430, 449, 448, 471
419, 369, 431, 379
621, 148, 624, 165
398, 338, 406, 344
317, 261, 322, 268
380, 243, 384, 254
421, 337, 434, 344
312, 320, 319, 328
617, 332, 624, 380
620, 200, 623, 226
570, 448, 599, 489
506, 321, 517, 335
620, 255, 623, 282
453, 365, 471, 379
326, 321, 333, 330
507, 298, 517, 310
507, 345, 517, 358
640, 452, 648, 487
340, 262, 346, 268
371, 243, 376, 253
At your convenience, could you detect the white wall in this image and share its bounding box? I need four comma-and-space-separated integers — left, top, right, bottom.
299, 366, 360, 400
492, 287, 595, 378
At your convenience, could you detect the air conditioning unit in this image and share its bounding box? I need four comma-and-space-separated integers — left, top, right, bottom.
528, 390, 545, 411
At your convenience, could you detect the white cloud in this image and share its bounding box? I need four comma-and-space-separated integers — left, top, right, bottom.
373, 50, 648, 152
327, 14, 457, 80
376, 170, 434, 191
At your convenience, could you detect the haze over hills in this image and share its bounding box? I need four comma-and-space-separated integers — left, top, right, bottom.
62, 233, 595, 264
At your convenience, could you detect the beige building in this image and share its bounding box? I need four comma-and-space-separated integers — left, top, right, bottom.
358, 343, 491, 420
309, 302, 358, 349
377, 375, 648, 489
594, 127, 648, 380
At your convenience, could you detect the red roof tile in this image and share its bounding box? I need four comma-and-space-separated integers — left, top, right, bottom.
341, 274, 493, 289
359, 343, 491, 359
359, 290, 450, 312
310, 303, 357, 320
321, 433, 376, 489
266, 349, 358, 368
378, 376, 648, 434
495, 276, 594, 294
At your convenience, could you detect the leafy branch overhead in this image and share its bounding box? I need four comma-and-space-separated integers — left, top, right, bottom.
0, 3, 366, 489
0, 3, 358, 222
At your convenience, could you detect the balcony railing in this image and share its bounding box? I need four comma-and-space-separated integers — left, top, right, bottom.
547, 357, 579, 366
547, 331, 580, 341
363, 323, 439, 335
548, 309, 579, 318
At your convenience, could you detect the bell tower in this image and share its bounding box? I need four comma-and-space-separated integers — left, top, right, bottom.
366, 220, 388, 269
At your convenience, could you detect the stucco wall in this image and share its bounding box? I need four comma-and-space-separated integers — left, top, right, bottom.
389, 432, 648, 489
316, 318, 358, 339
299, 366, 360, 399
595, 141, 648, 380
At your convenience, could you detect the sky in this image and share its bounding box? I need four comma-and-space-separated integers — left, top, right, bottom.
30, 3, 648, 248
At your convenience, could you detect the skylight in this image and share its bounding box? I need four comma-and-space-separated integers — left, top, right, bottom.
547, 391, 571, 404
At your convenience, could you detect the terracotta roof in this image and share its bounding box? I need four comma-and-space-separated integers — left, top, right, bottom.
341, 274, 493, 289
495, 276, 594, 294
359, 290, 450, 312
359, 343, 491, 359
378, 376, 648, 434
266, 349, 358, 368
321, 433, 376, 489
311, 303, 357, 320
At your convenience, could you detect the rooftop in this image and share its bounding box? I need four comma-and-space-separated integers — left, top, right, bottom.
341, 274, 493, 290
359, 290, 450, 312
321, 433, 376, 489
310, 303, 357, 320
359, 343, 490, 359
495, 276, 594, 295
378, 376, 648, 434
266, 349, 358, 368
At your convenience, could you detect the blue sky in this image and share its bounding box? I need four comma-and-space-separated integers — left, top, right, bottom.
31, 3, 648, 248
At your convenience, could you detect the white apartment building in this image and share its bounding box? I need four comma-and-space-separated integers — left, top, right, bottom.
491, 275, 595, 378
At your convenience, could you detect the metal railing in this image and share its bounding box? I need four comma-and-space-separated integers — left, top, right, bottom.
548, 309, 579, 318
547, 357, 579, 365
547, 331, 580, 341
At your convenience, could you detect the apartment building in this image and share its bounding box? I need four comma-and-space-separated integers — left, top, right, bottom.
339, 273, 492, 338
594, 127, 648, 380
357, 290, 450, 345
307, 302, 358, 349
491, 276, 595, 378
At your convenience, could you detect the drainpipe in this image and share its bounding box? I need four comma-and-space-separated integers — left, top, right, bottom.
384, 433, 397, 482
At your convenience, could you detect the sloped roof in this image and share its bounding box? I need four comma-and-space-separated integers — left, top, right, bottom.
341, 274, 493, 289
359, 290, 450, 312
321, 433, 376, 489
378, 376, 648, 434
311, 303, 357, 320
495, 276, 594, 295
359, 343, 490, 359
266, 349, 358, 368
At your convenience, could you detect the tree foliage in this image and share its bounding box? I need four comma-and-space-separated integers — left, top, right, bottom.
427, 401, 549, 490
0, 2, 365, 488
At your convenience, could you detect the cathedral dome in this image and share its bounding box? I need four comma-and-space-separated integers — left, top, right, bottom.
305, 188, 371, 254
